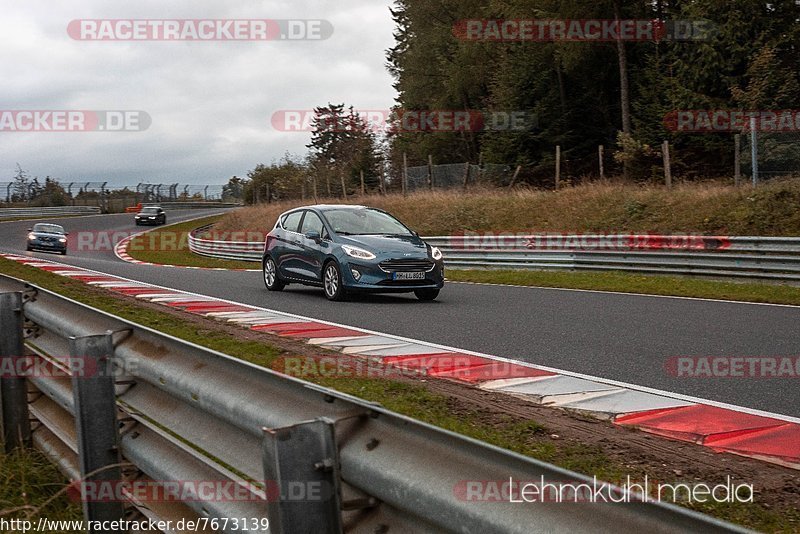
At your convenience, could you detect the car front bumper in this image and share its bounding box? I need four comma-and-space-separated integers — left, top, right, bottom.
340, 259, 445, 292
28, 239, 66, 252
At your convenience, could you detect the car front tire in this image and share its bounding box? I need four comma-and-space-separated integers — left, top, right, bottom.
414, 288, 440, 301
323, 262, 346, 301
263, 257, 285, 291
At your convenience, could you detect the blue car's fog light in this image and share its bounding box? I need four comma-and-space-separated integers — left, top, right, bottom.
351, 268, 362, 281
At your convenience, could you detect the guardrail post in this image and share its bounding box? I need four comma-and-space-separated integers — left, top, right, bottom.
0, 291, 31, 452
70, 333, 125, 532
262, 419, 342, 534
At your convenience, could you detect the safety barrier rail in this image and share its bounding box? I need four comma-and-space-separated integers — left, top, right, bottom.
188, 227, 800, 281
0, 206, 101, 219
0, 274, 743, 533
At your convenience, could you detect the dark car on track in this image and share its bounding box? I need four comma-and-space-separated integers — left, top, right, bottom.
134, 206, 166, 226
26, 223, 68, 255
262, 205, 444, 301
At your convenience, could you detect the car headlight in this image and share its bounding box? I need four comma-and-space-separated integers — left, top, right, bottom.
148, 216, 156, 219
431, 246, 443, 261
342, 244, 376, 260
58, 238, 67, 243
28, 233, 36, 240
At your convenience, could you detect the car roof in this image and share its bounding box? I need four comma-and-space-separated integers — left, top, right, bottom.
284, 204, 369, 213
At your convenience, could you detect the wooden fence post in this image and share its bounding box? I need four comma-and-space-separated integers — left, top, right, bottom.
428, 154, 434, 190
598, 145, 605, 180
734, 134, 741, 186
555, 146, 561, 190
403, 153, 409, 197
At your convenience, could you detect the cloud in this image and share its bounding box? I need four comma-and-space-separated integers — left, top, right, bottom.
0, 0, 397, 186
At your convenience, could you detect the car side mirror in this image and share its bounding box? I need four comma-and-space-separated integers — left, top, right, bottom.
64, 232, 70, 236
305, 230, 321, 242
27, 228, 32, 231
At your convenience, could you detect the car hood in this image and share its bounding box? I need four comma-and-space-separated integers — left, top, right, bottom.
338, 234, 428, 255
136, 212, 158, 216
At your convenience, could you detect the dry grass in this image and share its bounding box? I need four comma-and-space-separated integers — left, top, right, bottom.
213, 178, 800, 237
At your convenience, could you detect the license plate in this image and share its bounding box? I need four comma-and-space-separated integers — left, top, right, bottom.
393, 271, 425, 281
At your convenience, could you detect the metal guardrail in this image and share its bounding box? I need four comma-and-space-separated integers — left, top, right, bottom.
188, 228, 800, 281
0, 206, 101, 219
189, 224, 265, 261
0, 274, 744, 533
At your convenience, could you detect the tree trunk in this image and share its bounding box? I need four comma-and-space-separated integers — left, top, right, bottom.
614, 0, 632, 136
614, 0, 632, 180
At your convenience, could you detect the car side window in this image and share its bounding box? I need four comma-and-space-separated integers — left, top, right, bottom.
282, 211, 303, 233
300, 211, 325, 236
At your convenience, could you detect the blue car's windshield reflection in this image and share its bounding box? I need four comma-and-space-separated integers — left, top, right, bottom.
322, 208, 413, 236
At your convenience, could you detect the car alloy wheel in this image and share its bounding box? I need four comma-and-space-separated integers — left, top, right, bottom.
263, 257, 284, 291
323, 262, 345, 301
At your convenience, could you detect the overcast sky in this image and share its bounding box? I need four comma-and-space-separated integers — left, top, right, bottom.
0, 1, 397, 186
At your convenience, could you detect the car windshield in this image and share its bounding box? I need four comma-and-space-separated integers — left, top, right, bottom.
32, 224, 64, 234
141, 208, 159, 213
322, 208, 412, 236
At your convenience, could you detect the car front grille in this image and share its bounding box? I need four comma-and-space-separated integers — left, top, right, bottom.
379, 259, 435, 272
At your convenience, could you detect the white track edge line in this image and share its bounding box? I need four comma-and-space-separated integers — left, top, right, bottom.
5, 252, 800, 425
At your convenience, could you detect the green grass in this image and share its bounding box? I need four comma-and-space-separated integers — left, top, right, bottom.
0, 445, 83, 532
125, 215, 258, 270
0, 256, 797, 531
447, 269, 800, 306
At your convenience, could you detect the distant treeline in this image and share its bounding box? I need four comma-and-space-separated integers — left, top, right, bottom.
386, 0, 800, 181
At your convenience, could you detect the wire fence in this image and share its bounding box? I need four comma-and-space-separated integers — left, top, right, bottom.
0, 180, 234, 210
740, 127, 800, 183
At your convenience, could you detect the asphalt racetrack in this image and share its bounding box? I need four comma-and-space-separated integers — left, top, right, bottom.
1, 211, 798, 417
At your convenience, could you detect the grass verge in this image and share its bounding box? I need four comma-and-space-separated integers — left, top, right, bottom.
125, 215, 257, 270
0, 256, 797, 531
0, 445, 83, 531
214, 178, 800, 237
447, 269, 800, 306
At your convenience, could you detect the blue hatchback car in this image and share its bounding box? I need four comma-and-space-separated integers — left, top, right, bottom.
262, 205, 444, 301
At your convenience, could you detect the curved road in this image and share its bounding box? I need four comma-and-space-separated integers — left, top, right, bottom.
1, 211, 798, 417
